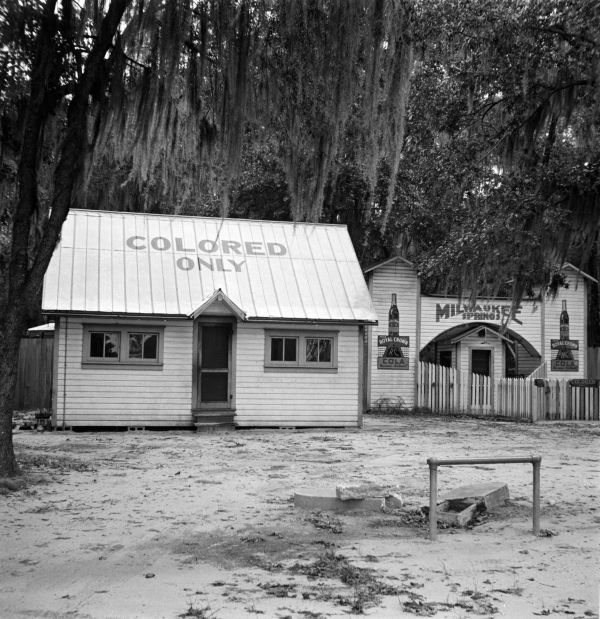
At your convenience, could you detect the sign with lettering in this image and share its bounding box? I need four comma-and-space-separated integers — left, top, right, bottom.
435, 302, 523, 325
550, 301, 578, 372
551, 359, 578, 371
378, 335, 410, 347
125, 235, 288, 273
378, 357, 409, 369
378, 294, 409, 370
550, 339, 579, 350
569, 379, 599, 388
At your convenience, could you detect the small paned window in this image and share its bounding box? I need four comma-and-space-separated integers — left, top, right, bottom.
305, 338, 332, 364
128, 333, 159, 360
270, 337, 298, 363
83, 326, 163, 366
265, 332, 337, 370
89, 332, 120, 359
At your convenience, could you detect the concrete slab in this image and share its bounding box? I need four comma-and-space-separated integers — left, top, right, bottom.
336, 483, 402, 500
294, 488, 384, 512
441, 482, 509, 509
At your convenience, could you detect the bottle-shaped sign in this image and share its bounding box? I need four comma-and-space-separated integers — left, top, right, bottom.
384, 294, 403, 358
559, 300, 569, 340
389, 293, 399, 335
556, 300, 573, 361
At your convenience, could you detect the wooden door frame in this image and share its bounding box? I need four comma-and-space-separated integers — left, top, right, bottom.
470, 347, 493, 377
192, 317, 237, 412
468, 346, 493, 409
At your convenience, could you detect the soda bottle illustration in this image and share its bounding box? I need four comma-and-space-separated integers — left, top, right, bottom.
556, 300, 573, 361
559, 300, 569, 339
389, 293, 399, 335
384, 294, 403, 358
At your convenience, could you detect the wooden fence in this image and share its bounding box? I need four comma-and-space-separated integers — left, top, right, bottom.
13, 335, 54, 410
417, 361, 600, 421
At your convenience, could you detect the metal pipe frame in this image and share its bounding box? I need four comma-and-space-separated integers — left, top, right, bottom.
427, 456, 542, 541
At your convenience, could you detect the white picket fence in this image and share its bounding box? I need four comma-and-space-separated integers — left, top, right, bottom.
417, 362, 599, 421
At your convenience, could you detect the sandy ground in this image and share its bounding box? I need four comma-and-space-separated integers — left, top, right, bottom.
1, 414, 599, 619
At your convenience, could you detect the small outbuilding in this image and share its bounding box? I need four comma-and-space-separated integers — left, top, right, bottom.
43, 209, 377, 429
364, 256, 597, 412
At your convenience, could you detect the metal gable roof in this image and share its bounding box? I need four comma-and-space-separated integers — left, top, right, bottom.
42, 209, 377, 323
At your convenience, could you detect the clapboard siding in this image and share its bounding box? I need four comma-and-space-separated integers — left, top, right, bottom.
366, 261, 419, 408
544, 270, 587, 379
234, 322, 360, 426
55, 318, 193, 426
516, 343, 540, 376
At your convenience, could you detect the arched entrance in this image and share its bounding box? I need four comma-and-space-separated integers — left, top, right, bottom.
420, 322, 542, 380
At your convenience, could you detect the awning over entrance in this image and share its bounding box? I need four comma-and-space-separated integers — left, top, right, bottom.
424, 322, 541, 358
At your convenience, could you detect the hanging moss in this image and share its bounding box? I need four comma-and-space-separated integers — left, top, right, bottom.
88, 0, 415, 222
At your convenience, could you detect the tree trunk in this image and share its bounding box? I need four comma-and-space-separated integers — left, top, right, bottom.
0, 0, 130, 478
0, 304, 28, 477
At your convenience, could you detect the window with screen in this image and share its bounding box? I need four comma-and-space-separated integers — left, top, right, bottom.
83, 326, 163, 366
265, 332, 337, 370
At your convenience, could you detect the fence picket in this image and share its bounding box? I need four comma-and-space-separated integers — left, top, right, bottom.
417, 361, 600, 421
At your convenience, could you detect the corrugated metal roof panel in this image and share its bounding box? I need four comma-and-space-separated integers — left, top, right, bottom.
42, 210, 377, 323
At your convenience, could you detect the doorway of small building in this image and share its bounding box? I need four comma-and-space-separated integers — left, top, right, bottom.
470, 348, 492, 409
471, 349, 491, 376
193, 319, 236, 427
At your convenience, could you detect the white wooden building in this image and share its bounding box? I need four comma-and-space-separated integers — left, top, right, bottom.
43, 210, 377, 429
365, 256, 597, 411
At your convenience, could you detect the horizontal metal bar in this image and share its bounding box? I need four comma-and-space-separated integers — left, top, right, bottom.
427, 456, 541, 467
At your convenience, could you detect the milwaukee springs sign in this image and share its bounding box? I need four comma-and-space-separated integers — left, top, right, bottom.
126, 235, 288, 272
435, 302, 523, 325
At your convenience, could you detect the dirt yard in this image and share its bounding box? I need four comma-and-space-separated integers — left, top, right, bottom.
1, 415, 599, 619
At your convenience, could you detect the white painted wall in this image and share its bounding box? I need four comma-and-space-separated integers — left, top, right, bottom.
365, 260, 419, 409
234, 322, 361, 427
54, 316, 363, 427
54, 318, 194, 427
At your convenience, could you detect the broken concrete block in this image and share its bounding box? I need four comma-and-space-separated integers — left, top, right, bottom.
436, 500, 479, 527
441, 482, 509, 510
385, 494, 404, 509
294, 488, 384, 512
336, 483, 402, 501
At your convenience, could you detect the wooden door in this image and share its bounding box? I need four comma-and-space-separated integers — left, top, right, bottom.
472, 349, 491, 376
197, 325, 231, 408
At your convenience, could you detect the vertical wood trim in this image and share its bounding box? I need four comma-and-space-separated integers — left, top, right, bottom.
415, 276, 421, 407
540, 293, 546, 368
62, 316, 68, 429
365, 274, 373, 409
230, 321, 237, 411
358, 325, 365, 427
51, 318, 60, 427
192, 319, 199, 409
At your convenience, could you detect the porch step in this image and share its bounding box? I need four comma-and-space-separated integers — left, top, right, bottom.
193, 410, 235, 432
194, 422, 234, 433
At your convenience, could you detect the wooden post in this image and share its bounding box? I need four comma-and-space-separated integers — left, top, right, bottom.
428, 458, 438, 541
532, 457, 541, 536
